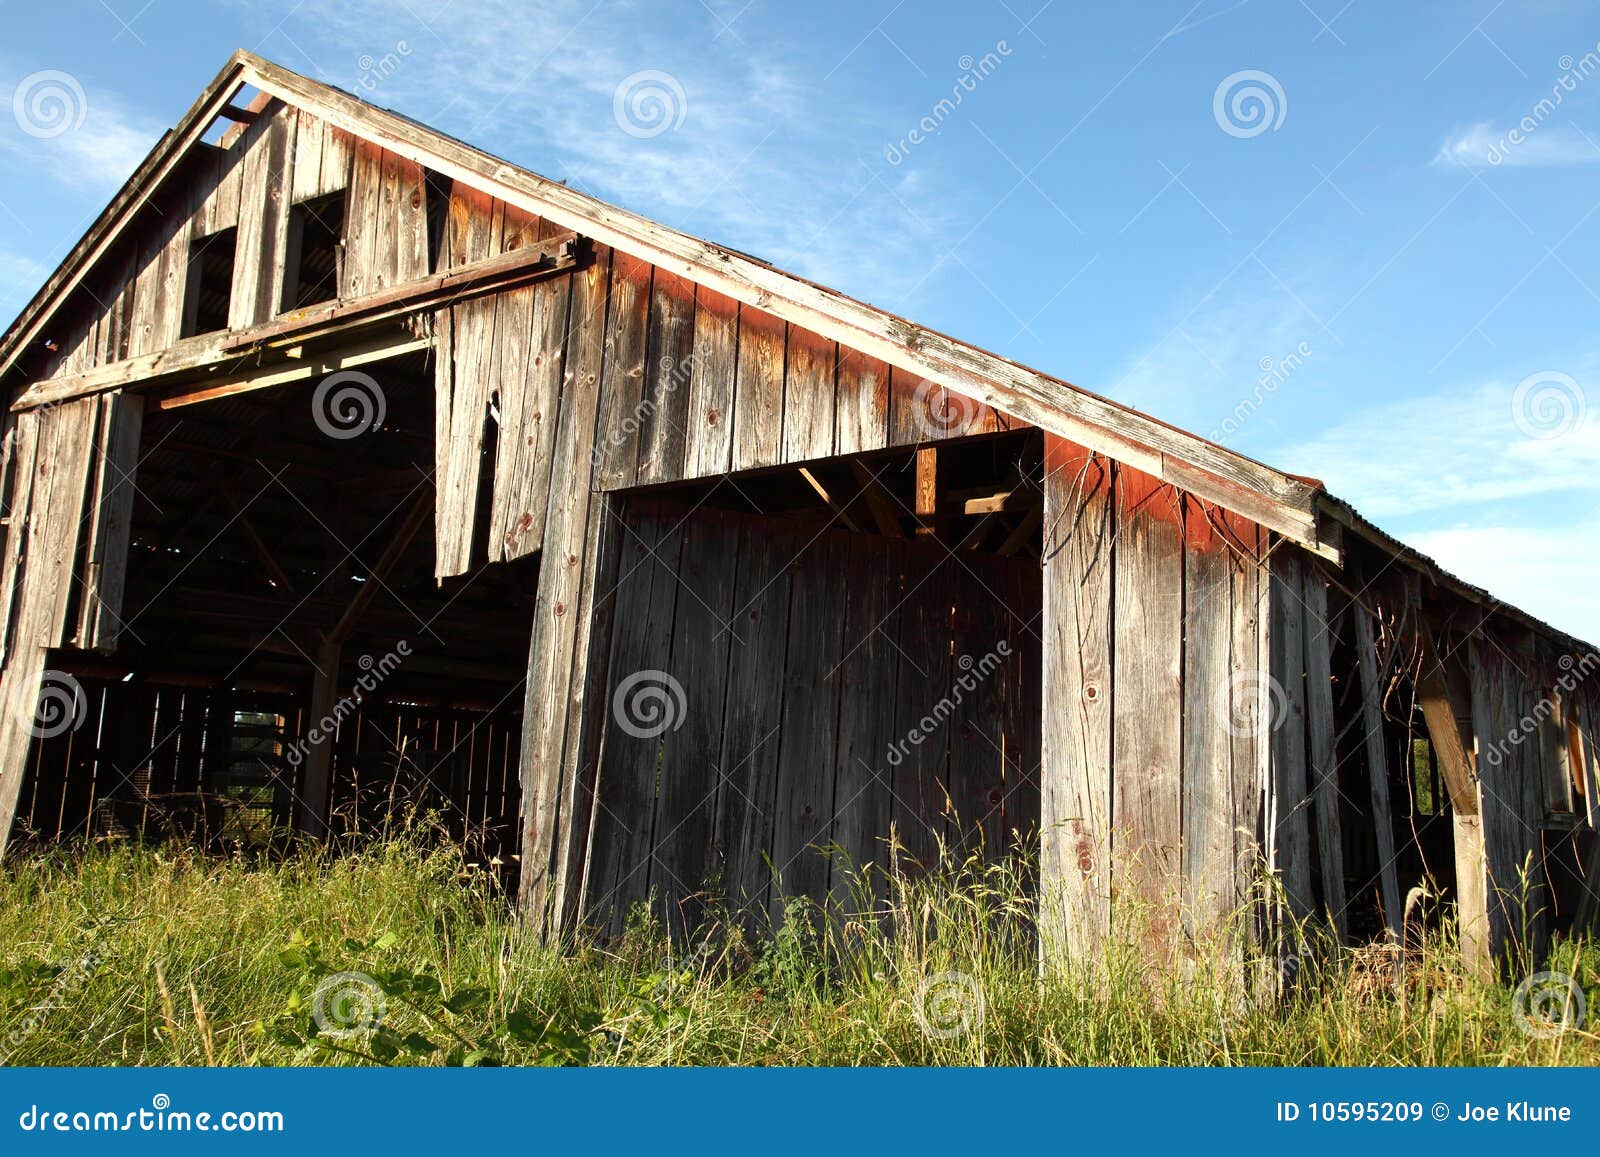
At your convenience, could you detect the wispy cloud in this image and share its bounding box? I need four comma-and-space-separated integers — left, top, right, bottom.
1277, 373, 1600, 518
0, 69, 159, 193
1433, 121, 1600, 169
265, 0, 959, 307
1403, 520, 1600, 645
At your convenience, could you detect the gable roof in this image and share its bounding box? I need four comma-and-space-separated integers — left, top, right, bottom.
0, 50, 1336, 560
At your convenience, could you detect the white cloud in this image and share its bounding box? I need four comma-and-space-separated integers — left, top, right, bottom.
1434, 121, 1600, 169
267, 0, 959, 306
0, 71, 160, 193
1277, 375, 1600, 519
1402, 521, 1600, 645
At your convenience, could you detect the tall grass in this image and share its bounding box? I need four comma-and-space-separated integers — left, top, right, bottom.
0, 835, 1594, 1066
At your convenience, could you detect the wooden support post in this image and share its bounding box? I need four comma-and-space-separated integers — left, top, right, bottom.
1416, 627, 1490, 978
296, 638, 341, 838
846, 459, 905, 539
914, 446, 938, 537
1352, 608, 1403, 942
1302, 571, 1347, 940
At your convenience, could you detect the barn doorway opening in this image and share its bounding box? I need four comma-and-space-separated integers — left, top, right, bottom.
11, 351, 534, 887
577, 430, 1045, 937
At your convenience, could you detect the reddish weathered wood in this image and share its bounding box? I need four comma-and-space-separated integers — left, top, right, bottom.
730, 305, 785, 473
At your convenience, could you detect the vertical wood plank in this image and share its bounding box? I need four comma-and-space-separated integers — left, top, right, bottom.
1112, 465, 1184, 951
592, 252, 652, 491
1268, 549, 1315, 925
834, 346, 890, 457
730, 305, 785, 472
1039, 437, 1113, 963
74, 391, 144, 652
781, 326, 835, 465
685, 287, 738, 478
1353, 606, 1403, 941
1301, 567, 1348, 939
635, 270, 696, 485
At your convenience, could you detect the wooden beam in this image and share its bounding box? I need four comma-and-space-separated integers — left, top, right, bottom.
238, 52, 1333, 558
12, 235, 577, 412
154, 333, 428, 411
326, 489, 432, 645
797, 467, 860, 533
958, 489, 1039, 516
1416, 628, 1479, 816
996, 503, 1043, 557
846, 459, 905, 538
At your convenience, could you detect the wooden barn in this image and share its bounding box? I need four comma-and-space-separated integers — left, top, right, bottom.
0, 51, 1594, 974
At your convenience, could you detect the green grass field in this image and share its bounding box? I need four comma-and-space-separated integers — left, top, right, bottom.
0, 835, 1594, 1066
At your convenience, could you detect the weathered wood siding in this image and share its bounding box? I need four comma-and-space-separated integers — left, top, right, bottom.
572, 493, 1040, 935
1039, 433, 1267, 963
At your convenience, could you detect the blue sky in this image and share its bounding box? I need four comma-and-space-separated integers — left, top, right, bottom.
2, 0, 1599, 639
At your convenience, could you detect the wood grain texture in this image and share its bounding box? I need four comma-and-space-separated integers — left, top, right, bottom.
1039, 437, 1113, 962
1301, 568, 1347, 939
635, 269, 695, 486
730, 304, 785, 473
592, 251, 652, 491
685, 287, 737, 478
780, 325, 835, 465
1268, 548, 1314, 925
1112, 464, 1184, 952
